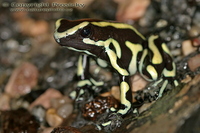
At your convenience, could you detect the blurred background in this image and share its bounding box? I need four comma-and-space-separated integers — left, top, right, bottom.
0, 0, 200, 132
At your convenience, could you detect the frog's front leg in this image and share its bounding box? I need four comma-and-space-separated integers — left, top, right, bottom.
70, 54, 104, 102
100, 75, 133, 131
117, 76, 132, 115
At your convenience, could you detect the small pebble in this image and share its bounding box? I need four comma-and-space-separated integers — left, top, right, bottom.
182, 40, 197, 56
155, 19, 168, 28
0, 27, 12, 40
189, 25, 200, 38
192, 38, 200, 47
188, 54, 200, 72
46, 108, 63, 127
57, 103, 73, 119
0, 93, 11, 110
31, 105, 46, 124
51, 96, 73, 109
4, 39, 19, 50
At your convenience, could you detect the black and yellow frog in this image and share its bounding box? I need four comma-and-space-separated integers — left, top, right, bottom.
54, 18, 178, 130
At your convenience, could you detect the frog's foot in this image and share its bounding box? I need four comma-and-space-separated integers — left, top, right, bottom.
70, 79, 104, 102
69, 86, 92, 103
96, 113, 123, 132
135, 86, 159, 102
136, 79, 178, 102
135, 89, 158, 103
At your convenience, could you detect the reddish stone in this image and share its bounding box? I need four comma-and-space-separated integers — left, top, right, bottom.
29, 88, 63, 110
5, 62, 38, 98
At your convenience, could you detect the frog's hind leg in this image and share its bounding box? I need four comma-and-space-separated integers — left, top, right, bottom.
157, 55, 179, 98
138, 36, 178, 101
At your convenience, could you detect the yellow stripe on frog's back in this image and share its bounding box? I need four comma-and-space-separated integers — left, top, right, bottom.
91, 21, 146, 40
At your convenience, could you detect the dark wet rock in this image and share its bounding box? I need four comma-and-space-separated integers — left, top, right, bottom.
0, 108, 40, 133
51, 126, 82, 133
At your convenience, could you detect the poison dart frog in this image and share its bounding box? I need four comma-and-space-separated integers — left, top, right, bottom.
54, 18, 179, 130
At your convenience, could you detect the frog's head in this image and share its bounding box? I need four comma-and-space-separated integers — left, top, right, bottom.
54, 18, 145, 56
54, 18, 108, 56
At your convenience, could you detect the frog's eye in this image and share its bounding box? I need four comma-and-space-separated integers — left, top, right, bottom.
81, 26, 92, 38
